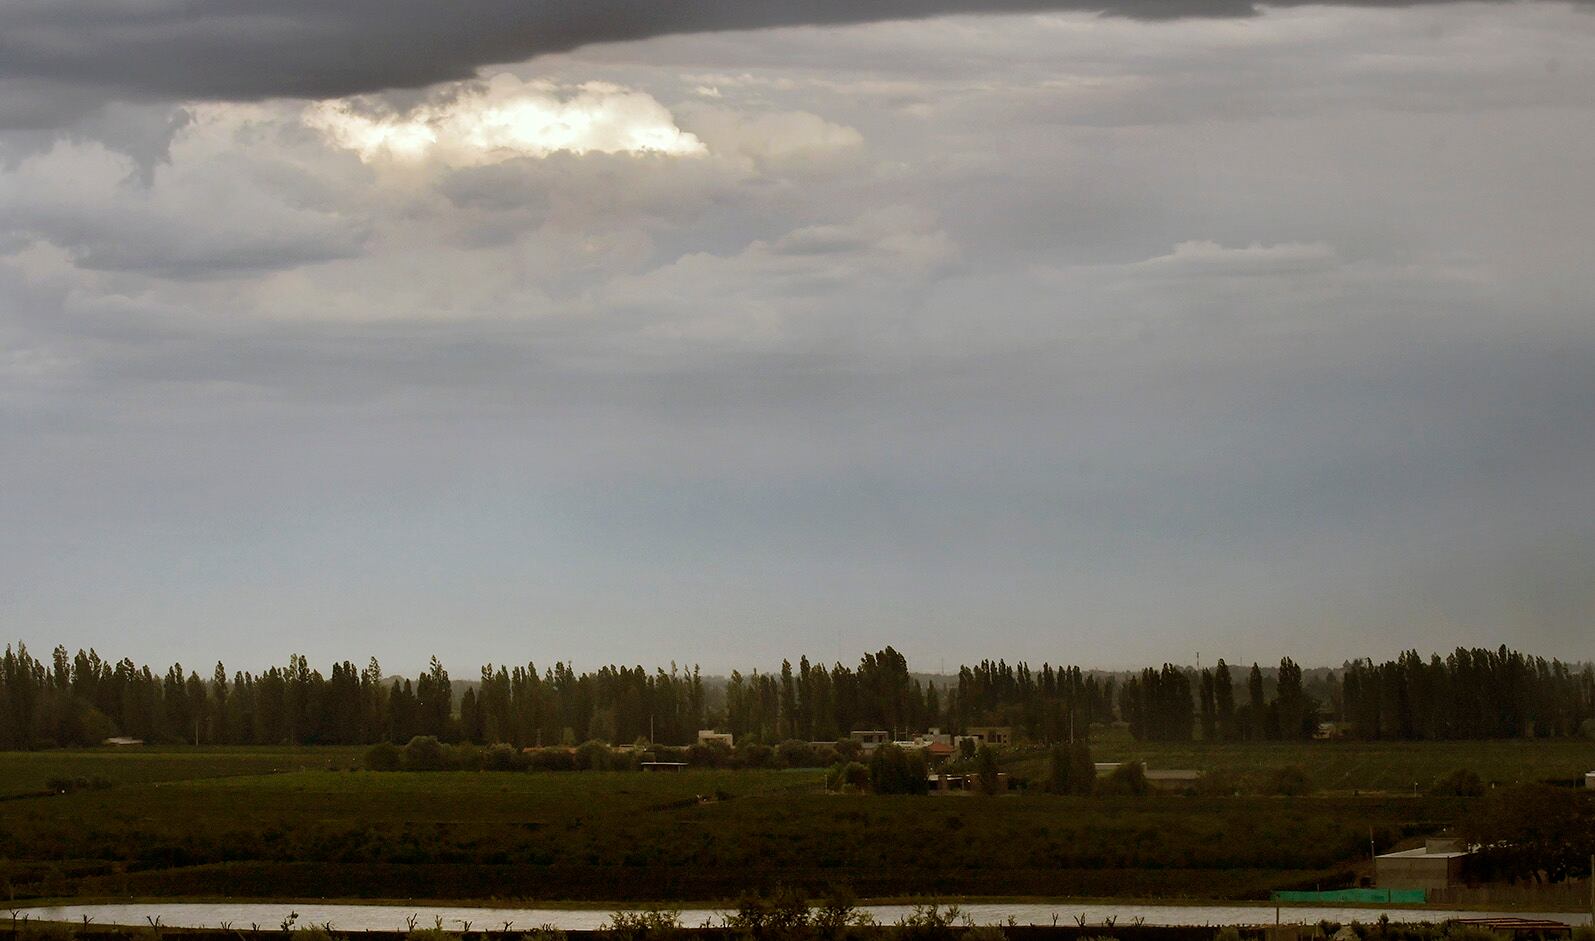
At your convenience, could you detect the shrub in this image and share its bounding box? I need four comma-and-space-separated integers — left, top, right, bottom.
652, 746, 690, 765
604, 909, 683, 941
688, 740, 734, 768
574, 739, 613, 771
483, 743, 526, 771
527, 747, 575, 772
1264, 766, 1313, 797
827, 761, 870, 791
1215, 928, 1245, 941
869, 743, 929, 795
402, 736, 446, 771
1099, 761, 1149, 796
450, 742, 483, 771
894, 903, 969, 941
724, 886, 813, 934
776, 739, 816, 768
739, 744, 776, 769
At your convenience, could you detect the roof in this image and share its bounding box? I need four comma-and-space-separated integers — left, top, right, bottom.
1377, 847, 1472, 859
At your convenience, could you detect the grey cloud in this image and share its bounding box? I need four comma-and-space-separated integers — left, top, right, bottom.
3, 0, 1588, 131
3, 5, 1594, 667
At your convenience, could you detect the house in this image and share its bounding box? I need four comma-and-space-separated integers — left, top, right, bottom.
1585, 771, 1594, 790
1376, 838, 1473, 891
963, 726, 1013, 747
1314, 722, 1352, 740
850, 730, 891, 750
101, 736, 144, 747
697, 730, 734, 748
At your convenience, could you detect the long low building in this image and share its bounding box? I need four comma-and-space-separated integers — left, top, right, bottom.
1376, 838, 1473, 891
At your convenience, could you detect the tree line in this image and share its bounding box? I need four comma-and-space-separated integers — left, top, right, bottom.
0, 642, 1590, 749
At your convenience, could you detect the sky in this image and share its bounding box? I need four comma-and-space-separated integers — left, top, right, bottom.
2, 1, 1593, 675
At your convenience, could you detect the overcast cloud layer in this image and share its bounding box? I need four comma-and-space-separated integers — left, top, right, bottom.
2, 4, 1592, 673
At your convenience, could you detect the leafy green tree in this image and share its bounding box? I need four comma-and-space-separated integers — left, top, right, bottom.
973, 743, 1001, 795
1067, 739, 1096, 795
1099, 760, 1149, 796
574, 739, 612, 771
402, 734, 446, 771
1462, 784, 1595, 883
1247, 663, 1267, 740
869, 743, 929, 795
1045, 743, 1073, 794
1214, 659, 1236, 740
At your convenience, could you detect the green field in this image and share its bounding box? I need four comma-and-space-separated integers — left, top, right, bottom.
1076, 730, 1595, 793
0, 741, 1529, 905
0, 747, 367, 798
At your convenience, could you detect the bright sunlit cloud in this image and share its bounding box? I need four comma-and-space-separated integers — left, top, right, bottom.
305, 74, 706, 164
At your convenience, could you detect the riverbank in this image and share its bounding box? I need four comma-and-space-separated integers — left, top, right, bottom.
12, 900, 1593, 932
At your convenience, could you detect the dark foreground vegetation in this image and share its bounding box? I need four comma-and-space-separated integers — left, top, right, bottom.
0, 763, 1423, 901
5, 897, 1595, 941
1, 739, 1590, 905
3, 644, 1593, 750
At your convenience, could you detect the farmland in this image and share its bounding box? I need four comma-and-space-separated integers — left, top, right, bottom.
1060, 729, 1595, 793
3, 739, 1573, 905
0, 747, 366, 798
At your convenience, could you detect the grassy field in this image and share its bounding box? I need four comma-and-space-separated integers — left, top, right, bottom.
1073, 729, 1595, 793
0, 747, 367, 798
0, 740, 1587, 905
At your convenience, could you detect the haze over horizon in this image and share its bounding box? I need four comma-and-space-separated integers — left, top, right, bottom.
3, 1, 1593, 674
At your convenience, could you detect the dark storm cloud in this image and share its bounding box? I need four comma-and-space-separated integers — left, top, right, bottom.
1, 0, 1585, 128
